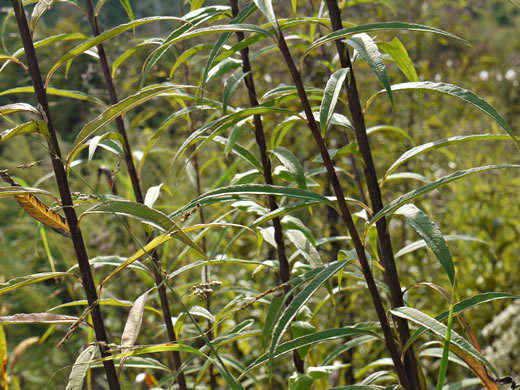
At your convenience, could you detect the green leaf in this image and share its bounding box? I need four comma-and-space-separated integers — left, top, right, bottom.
171, 184, 335, 220
268, 261, 348, 381
320, 68, 350, 136
46, 16, 183, 84
223, 71, 249, 114
0, 121, 41, 142
199, 3, 256, 100
384, 134, 515, 180
0, 103, 41, 119
65, 346, 97, 390
291, 321, 316, 358
390, 307, 498, 377
346, 33, 392, 104
306, 22, 469, 58
289, 372, 313, 390
406, 292, 520, 352
143, 6, 231, 88
119, 0, 134, 22
395, 234, 489, 259
68, 84, 188, 162
367, 82, 518, 149
0, 86, 107, 107
262, 296, 284, 352
271, 147, 306, 189
0, 272, 73, 295
395, 204, 455, 286
173, 106, 294, 166
30, 0, 58, 34
366, 124, 414, 144
378, 37, 418, 82
79, 200, 208, 265
253, 0, 279, 33
368, 165, 520, 230
241, 325, 377, 378
191, 0, 205, 11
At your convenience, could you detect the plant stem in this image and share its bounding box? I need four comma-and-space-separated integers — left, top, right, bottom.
10, 1, 120, 388
83, 2, 187, 388
274, 24, 411, 389
230, 0, 304, 374
325, 1, 422, 388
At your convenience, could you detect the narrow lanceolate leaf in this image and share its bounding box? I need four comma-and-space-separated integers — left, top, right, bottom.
395, 234, 488, 259
80, 200, 208, 264
0, 313, 81, 325
14, 191, 71, 237
200, 3, 256, 100
406, 292, 520, 353
253, 0, 279, 33
46, 16, 183, 84
395, 204, 455, 286
172, 184, 335, 219
0, 326, 6, 388
0, 86, 107, 106
119, 0, 134, 22
0, 54, 28, 71
268, 261, 348, 380
384, 134, 516, 180
96, 343, 205, 361
0, 272, 73, 295
65, 346, 97, 390
378, 37, 418, 82
320, 68, 350, 136
30, 0, 58, 34
68, 84, 189, 162
271, 147, 306, 189
368, 165, 520, 230
345, 33, 392, 104
223, 71, 249, 114
0, 103, 41, 119
390, 307, 498, 377
367, 82, 518, 149
305, 22, 469, 57
242, 325, 377, 378
119, 291, 149, 375
0, 121, 41, 142
1, 170, 70, 237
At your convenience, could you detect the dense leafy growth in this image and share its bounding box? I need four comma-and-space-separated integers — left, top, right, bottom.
0, 0, 519, 389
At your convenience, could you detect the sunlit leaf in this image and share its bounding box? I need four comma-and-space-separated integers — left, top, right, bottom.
367, 82, 518, 149
320, 68, 349, 136
379, 37, 418, 82
0, 272, 72, 295
395, 204, 455, 286
368, 165, 520, 230
0, 313, 81, 325
391, 307, 498, 377
346, 33, 392, 104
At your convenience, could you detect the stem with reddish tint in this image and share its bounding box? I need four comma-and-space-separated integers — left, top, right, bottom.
274, 24, 411, 389
230, 0, 305, 373
10, 1, 120, 388
83, 2, 187, 388
325, 1, 422, 388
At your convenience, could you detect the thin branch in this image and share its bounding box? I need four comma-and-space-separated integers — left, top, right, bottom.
325, 1, 422, 388
230, 0, 304, 373
274, 22, 411, 389
9, 1, 120, 388
83, 2, 187, 388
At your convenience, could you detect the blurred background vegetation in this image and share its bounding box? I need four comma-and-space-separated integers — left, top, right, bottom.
0, 0, 519, 388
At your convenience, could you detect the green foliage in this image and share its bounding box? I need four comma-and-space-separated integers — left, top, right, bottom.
0, 0, 519, 389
